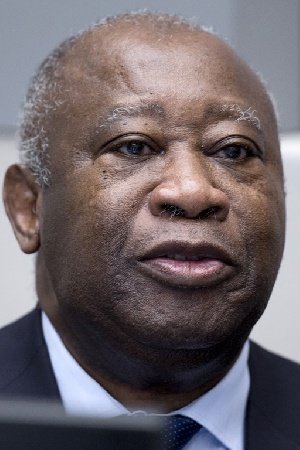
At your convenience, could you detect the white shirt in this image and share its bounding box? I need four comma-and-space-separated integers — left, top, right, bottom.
42, 312, 249, 450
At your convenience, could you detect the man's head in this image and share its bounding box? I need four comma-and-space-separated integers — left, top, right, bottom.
3, 13, 285, 407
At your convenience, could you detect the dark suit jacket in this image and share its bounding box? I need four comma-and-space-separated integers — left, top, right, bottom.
0, 308, 299, 449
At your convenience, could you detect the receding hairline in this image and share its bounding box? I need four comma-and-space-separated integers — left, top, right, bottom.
48, 12, 209, 60
48, 12, 213, 74
18, 11, 278, 188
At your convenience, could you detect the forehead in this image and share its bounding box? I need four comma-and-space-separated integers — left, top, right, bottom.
67, 24, 252, 94
49, 22, 277, 149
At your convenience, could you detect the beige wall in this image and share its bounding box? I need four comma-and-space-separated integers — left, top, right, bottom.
1, 133, 300, 361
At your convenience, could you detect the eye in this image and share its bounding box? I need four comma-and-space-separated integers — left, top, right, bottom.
116, 141, 154, 157
101, 134, 162, 160
212, 137, 261, 161
217, 144, 250, 159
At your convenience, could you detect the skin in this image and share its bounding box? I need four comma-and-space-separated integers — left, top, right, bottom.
3, 19, 285, 412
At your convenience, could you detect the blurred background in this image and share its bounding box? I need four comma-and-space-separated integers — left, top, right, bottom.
0, 0, 300, 360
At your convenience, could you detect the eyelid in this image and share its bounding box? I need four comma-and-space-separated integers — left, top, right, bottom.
206, 135, 262, 157
100, 133, 161, 155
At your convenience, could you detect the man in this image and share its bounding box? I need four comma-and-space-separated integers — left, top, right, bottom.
1, 11, 300, 450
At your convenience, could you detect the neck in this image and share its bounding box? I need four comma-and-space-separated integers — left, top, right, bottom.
83, 367, 229, 412
44, 311, 242, 412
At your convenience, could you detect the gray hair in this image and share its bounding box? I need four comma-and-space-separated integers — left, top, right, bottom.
18, 36, 76, 187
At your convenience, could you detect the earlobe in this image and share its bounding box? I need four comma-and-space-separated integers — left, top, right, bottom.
3, 164, 41, 254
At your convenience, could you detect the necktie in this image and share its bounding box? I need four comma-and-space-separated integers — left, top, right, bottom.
163, 414, 202, 450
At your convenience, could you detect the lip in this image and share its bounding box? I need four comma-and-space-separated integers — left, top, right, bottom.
137, 242, 235, 288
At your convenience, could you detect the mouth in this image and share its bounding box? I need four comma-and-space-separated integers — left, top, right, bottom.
137, 243, 235, 288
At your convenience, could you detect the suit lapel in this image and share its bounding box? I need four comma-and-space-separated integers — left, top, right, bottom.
245, 401, 300, 450
245, 341, 300, 449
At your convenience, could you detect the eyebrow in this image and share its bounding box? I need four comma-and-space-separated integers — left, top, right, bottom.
204, 103, 262, 131
95, 101, 262, 134
97, 103, 165, 129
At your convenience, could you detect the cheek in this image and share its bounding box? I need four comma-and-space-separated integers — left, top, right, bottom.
56, 170, 142, 276
231, 175, 285, 278
40, 178, 129, 318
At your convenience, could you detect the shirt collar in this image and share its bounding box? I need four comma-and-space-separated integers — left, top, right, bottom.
42, 312, 249, 449
42, 312, 128, 417
175, 340, 249, 450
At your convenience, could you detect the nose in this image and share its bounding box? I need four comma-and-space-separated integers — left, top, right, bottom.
149, 152, 230, 221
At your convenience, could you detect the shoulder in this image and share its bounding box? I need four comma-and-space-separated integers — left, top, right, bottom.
247, 341, 300, 449
0, 308, 42, 366
0, 307, 41, 340
249, 340, 300, 387
0, 308, 59, 399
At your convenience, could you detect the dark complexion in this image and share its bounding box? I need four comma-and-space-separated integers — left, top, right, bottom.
4, 21, 285, 411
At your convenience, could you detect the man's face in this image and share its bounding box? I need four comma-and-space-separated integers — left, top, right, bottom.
39, 25, 285, 372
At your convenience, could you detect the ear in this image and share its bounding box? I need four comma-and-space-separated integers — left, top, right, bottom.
3, 164, 41, 254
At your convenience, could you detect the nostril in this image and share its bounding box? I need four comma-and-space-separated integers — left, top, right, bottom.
162, 204, 221, 220
163, 204, 186, 217
197, 206, 220, 219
